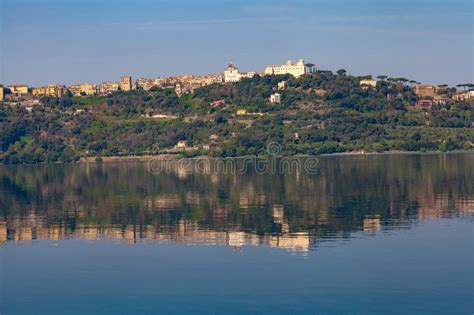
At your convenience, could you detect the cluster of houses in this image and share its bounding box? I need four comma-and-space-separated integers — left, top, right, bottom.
0, 76, 133, 101
357, 78, 473, 109
136, 73, 224, 95
0, 73, 226, 101
412, 84, 473, 109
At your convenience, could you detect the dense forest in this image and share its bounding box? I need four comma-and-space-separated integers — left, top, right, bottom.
1, 70, 473, 164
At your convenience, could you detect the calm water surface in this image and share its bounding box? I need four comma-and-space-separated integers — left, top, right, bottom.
0, 154, 473, 314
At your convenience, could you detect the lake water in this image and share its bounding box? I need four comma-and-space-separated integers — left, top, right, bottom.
1, 154, 473, 314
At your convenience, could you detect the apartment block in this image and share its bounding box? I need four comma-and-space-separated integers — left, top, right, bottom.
264, 59, 313, 78
120, 76, 132, 91
414, 85, 437, 98
7, 84, 29, 95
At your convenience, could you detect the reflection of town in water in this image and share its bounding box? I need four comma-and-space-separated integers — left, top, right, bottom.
1, 154, 473, 254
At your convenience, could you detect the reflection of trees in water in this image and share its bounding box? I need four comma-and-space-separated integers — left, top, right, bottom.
0, 154, 473, 249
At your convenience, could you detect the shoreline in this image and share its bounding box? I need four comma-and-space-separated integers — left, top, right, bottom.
76, 150, 473, 163
320, 150, 474, 157
78, 154, 179, 163
0, 150, 471, 166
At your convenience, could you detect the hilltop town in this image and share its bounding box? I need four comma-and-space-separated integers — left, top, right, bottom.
1, 59, 314, 100
3, 59, 472, 103
0, 59, 473, 164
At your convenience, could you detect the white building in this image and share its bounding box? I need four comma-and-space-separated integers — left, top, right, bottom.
224, 63, 255, 83
453, 90, 474, 101
359, 79, 377, 88
270, 93, 281, 104
264, 59, 313, 78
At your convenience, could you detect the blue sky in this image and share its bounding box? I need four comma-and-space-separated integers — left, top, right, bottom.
1, 0, 473, 86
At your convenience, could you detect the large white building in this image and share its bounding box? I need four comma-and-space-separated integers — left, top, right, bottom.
264, 59, 313, 78
224, 63, 255, 83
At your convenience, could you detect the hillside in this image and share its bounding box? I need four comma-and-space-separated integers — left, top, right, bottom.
1, 71, 473, 164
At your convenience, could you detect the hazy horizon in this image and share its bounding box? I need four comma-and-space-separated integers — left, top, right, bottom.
1, 0, 473, 87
